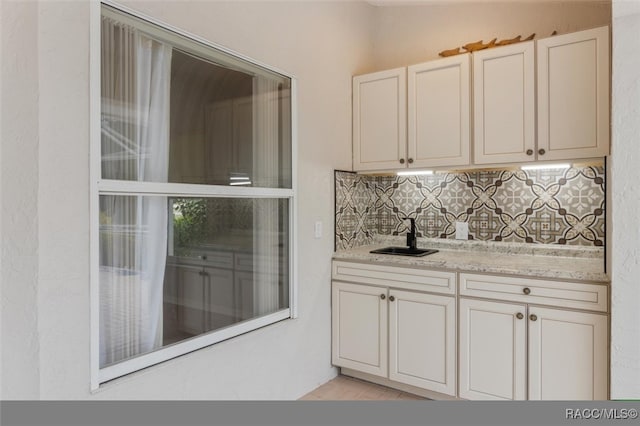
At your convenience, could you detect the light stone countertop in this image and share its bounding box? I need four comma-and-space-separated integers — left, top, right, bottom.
333, 237, 609, 284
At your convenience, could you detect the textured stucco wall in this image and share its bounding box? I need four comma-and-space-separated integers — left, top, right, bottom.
36, 0, 93, 398
0, 0, 41, 399
1, 0, 375, 399
610, 0, 640, 399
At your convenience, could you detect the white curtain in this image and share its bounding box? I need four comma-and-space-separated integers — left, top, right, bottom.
100, 17, 172, 367
252, 76, 282, 316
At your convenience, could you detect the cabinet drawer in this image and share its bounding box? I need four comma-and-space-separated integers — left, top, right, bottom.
332, 261, 455, 295
168, 251, 234, 269
234, 253, 253, 272
460, 273, 607, 312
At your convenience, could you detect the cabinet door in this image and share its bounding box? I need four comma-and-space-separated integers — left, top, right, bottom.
234, 271, 254, 321
537, 26, 610, 161
388, 289, 456, 395
408, 55, 470, 168
459, 298, 527, 400
204, 267, 236, 330
528, 307, 608, 400
353, 68, 407, 171
331, 281, 388, 377
177, 265, 207, 335
473, 42, 535, 165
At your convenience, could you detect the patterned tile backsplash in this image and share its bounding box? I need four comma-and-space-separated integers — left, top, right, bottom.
335, 165, 605, 250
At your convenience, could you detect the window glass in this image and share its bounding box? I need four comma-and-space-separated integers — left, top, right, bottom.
99, 195, 289, 368
100, 14, 292, 188
97, 5, 294, 379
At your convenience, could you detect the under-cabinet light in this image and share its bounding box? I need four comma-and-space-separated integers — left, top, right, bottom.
230, 181, 252, 186
229, 176, 250, 181
520, 163, 571, 171
396, 170, 434, 176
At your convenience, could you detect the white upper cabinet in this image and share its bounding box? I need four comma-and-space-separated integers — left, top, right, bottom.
352, 27, 610, 171
473, 41, 536, 165
408, 54, 471, 168
537, 26, 610, 161
353, 68, 407, 171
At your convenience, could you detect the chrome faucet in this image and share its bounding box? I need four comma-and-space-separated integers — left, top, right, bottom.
404, 217, 417, 250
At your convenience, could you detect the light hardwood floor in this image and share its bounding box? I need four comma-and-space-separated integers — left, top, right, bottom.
299, 375, 426, 401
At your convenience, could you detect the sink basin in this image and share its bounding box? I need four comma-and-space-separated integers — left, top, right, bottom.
369, 246, 439, 257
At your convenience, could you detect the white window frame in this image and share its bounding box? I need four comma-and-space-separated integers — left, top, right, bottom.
89, 1, 298, 390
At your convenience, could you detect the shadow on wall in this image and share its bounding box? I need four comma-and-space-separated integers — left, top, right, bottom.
335, 164, 605, 250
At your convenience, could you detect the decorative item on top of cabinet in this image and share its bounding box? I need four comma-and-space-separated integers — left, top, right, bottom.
495, 35, 522, 46
462, 38, 497, 52
439, 33, 536, 57
439, 47, 463, 57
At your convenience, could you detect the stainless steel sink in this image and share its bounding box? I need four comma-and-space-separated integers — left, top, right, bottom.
369, 246, 439, 257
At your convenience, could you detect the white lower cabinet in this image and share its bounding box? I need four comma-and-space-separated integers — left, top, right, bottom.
528, 307, 608, 400
459, 298, 527, 400
176, 265, 236, 334
331, 262, 609, 400
389, 289, 456, 395
332, 280, 456, 396
459, 297, 608, 401
331, 281, 388, 378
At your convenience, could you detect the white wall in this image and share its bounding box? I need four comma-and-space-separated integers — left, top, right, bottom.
1, 0, 374, 399
610, 0, 640, 399
369, 1, 611, 70
0, 0, 41, 400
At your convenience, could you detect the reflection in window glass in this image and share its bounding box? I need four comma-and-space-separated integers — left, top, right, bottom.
99, 195, 289, 368
98, 6, 294, 380
101, 19, 292, 188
